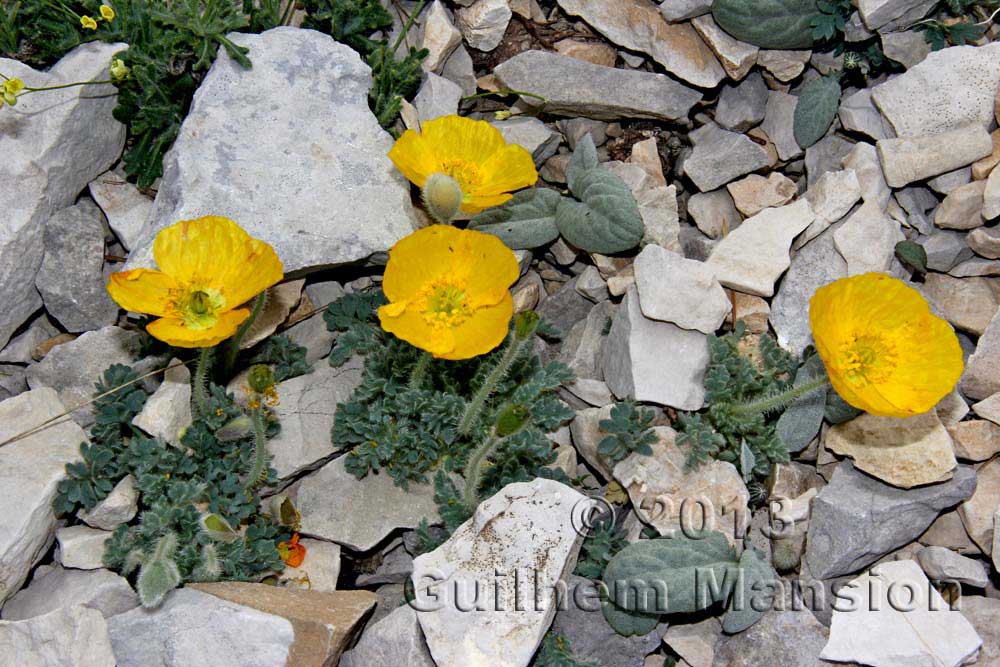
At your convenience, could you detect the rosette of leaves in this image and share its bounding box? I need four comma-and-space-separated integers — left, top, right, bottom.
469, 136, 644, 254
601, 532, 777, 636
55, 362, 296, 607
326, 290, 576, 522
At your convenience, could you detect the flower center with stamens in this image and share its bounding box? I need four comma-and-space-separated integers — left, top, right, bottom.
417, 280, 471, 331
440, 158, 483, 189
175, 287, 225, 330
837, 332, 898, 386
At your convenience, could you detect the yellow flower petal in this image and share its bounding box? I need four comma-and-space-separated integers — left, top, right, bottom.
387, 129, 439, 189
80, 15, 97, 29
378, 303, 457, 357
461, 192, 514, 214
382, 225, 464, 303
152, 216, 283, 307
475, 144, 539, 196
106, 268, 180, 317
444, 296, 514, 360
99, 4, 115, 20
810, 272, 964, 417
420, 115, 507, 165
147, 309, 250, 348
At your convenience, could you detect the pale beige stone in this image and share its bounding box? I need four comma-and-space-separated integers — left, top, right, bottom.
971, 130, 1000, 180
960, 456, 1000, 554
825, 411, 957, 489
240, 279, 305, 348
947, 419, 1000, 461
730, 291, 769, 333
553, 39, 617, 67
726, 173, 797, 217
921, 273, 999, 336
757, 49, 811, 82
934, 180, 988, 230
972, 392, 1000, 424
613, 427, 750, 544
690, 14, 758, 81
629, 137, 667, 187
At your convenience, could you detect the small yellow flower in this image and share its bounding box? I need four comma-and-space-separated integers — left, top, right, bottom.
378, 225, 519, 360
110, 58, 129, 81
388, 115, 537, 214
81, 15, 98, 29
3, 78, 23, 95
106, 216, 284, 348
99, 4, 115, 21
809, 273, 964, 418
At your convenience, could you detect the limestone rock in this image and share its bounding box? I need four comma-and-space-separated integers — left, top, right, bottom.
839, 88, 889, 141
633, 244, 730, 333
881, 29, 930, 69
456, 0, 511, 51
1, 565, 137, 621
569, 404, 616, 481
916, 545, 988, 586
871, 43, 1000, 137
129, 28, 416, 277
857, 0, 935, 29
969, 225, 1000, 259
132, 359, 191, 448
27, 326, 145, 427
659, 0, 712, 21
690, 14, 758, 81
297, 454, 440, 551
0, 605, 116, 667
960, 596, 1000, 665
706, 198, 816, 297
824, 411, 957, 489
727, 172, 797, 217
0, 314, 58, 365
921, 273, 998, 336
421, 0, 462, 72
972, 392, 1000, 424
494, 50, 702, 121
878, 123, 994, 188
761, 91, 802, 161
0, 41, 126, 350
712, 609, 828, 667
757, 49, 811, 82
602, 287, 708, 410
414, 72, 462, 123
985, 163, 1000, 220
962, 309, 1000, 400
821, 560, 982, 667
843, 141, 891, 210
88, 169, 153, 253
557, 0, 726, 88
0, 388, 88, 604
277, 538, 341, 592
340, 604, 435, 667
715, 71, 768, 132
190, 582, 375, 667
613, 427, 750, 544
799, 168, 862, 245
959, 455, 1000, 554
107, 588, 295, 667
79, 475, 138, 531
267, 358, 363, 479
553, 38, 618, 67
687, 189, 741, 239
491, 116, 562, 165
804, 461, 976, 579
662, 617, 721, 667
833, 201, 904, 275
685, 125, 772, 192
35, 199, 118, 332
935, 180, 987, 230
410, 479, 589, 667
56, 526, 111, 570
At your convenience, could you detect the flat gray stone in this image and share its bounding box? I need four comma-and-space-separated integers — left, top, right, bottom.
35, 199, 118, 333
713, 609, 829, 667
962, 308, 1000, 400
715, 72, 768, 132
1, 564, 137, 621
129, 28, 417, 276
107, 588, 294, 667
770, 225, 847, 355
0, 314, 58, 365
494, 50, 702, 121
88, 169, 152, 252
871, 43, 1000, 138
26, 326, 145, 427
0, 388, 87, 605
761, 91, 803, 161
603, 287, 708, 410
806, 134, 856, 187
0, 605, 116, 666
56, 526, 111, 570
804, 461, 977, 579
633, 244, 730, 333
687, 188, 741, 239
413, 72, 462, 122
78, 475, 138, 532
659, 0, 712, 21
877, 124, 992, 189
491, 116, 561, 165
960, 596, 1000, 666
833, 201, 904, 275
857, 0, 935, 28
455, 0, 511, 51
838, 88, 888, 141
340, 604, 435, 667
881, 29, 930, 69
684, 126, 771, 192
268, 358, 363, 479
0, 42, 126, 349
132, 359, 191, 448
297, 454, 440, 551
916, 545, 989, 586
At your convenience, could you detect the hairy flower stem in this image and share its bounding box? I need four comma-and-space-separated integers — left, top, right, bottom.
728, 377, 831, 418
462, 433, 502, 512
223, 292, 266, 378
457, 334, 532, 437
243, 405, 270, 493
192, 347, 214, 418
408, 352, 432, 390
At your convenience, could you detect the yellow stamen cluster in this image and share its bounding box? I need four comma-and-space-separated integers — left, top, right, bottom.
417, 281, 471, 331
1, 78, 23, 107
837, 333, 898, 387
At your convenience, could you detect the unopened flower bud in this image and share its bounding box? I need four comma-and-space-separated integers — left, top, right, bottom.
494, 110, 512, 121
422, 172, 464, 224
514, 311, 540, 340
110, 58, 129, 81
495, 404, 530, 437
247, 364, 276, 394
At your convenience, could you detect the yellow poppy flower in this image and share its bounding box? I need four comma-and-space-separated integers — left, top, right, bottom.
387, 115, 538, 214
809, 273, 964, 418
378, 225, 519, 360
80, 15, 98, 29
107, 216, 284, 348
99, 4, 115, 20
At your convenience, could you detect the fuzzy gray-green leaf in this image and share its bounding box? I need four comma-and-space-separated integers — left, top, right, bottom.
602, 533, 738, 615
776, 354, 827, 453
793, 76, 842, 148
137, 558, 182, 608
467, 188, 562, 249
557, 167, 644, 254
712, 0, 820, 48
566, 134, 600, 193
722, 547, 778, 633
601, 598, 661, 637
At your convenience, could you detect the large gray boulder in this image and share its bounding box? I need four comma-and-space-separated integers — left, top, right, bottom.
0, 42, 126, 349
128, 27, 416, 275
